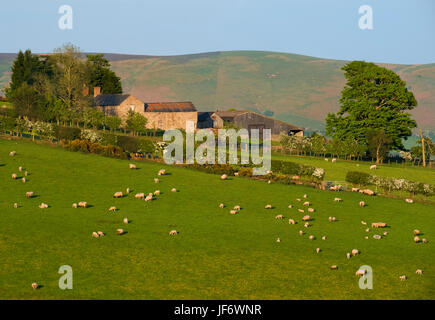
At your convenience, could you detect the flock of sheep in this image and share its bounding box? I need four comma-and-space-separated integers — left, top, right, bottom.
222, 171, 428, 282
6, 150, 429, 291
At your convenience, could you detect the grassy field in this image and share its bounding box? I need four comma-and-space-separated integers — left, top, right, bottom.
0, 138, 434, 299
272, 153, 435, 185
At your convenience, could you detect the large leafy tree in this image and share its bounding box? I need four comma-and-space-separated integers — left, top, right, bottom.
326, 61, 417, 150
86, 54, 122, 94
126, 110, 147, 136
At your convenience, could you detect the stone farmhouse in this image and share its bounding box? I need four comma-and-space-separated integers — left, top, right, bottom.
93, 87, 198, 130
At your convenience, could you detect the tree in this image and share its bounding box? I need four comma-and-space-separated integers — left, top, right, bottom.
104, 116, 122, 132
8, 83, 40, 119
9, 50, 44, 91
86, 54, 122, 94
366, 129, 393, 164
326, 61, 417, 150
126, 110, 147, 136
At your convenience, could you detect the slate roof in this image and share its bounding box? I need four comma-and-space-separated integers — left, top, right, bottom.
94, 94, 131, 106
144, 102, 197, 112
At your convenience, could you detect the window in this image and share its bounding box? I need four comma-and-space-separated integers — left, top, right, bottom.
129, 105, 135, 111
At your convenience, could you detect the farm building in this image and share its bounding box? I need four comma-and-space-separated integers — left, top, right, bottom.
197, 110, 304, 139
93, 87, 198, 130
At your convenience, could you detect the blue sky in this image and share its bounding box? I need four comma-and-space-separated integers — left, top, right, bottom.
0, 0, 434, 64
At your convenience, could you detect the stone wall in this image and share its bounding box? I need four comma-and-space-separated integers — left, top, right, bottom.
144, 112, 198, 130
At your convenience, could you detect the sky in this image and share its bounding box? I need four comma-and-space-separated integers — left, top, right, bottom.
0, 0, 434, 64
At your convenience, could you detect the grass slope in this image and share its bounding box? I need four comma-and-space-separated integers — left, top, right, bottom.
0, 138, 434, 299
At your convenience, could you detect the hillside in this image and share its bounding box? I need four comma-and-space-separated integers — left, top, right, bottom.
1, 51, 434, 133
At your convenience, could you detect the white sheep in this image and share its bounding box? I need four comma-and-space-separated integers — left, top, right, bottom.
307, 208, 315, 213
129, 163, 136, 169
299, 230, 303, 236
113, 192, 123, 198
219, 203, 225, 208
12, 173, 17, 180
413, 229, 420, 235
276, 237, 281, 243
309, 235, 315, 240
13, 203, 18, 208
321, 236, 326, 240
288, 219, 295, 225
169, 230, 177, 235
316, 248, 321, 253
171, 188, 177, 192
9, 151, 16, 157
356, 269, 367, 276
72, 203, 77, 208
230, 210, 238, 215
275, 215, 283, 219
399, 275, 407, 281
370, 164, 377, 170
123, 218, 129, 224
109, 206, 117, 212
405, 198, 414, 203
359, 201, 365, 207
22, 177, 26, 183
352, 249, 359, 256
233, 205, 241, 210
346, 253, 351, 259
78, 201, 87, 208
117, 229, 124, 235
31, 282, 38, 290
334, 198, 342, 202
331, 158, 337, 163
135, 193, 145, 199
265, 204, 272, 209
221, 174, 228, 180
416, 269, 423, 275
154, 190, 161, 196
288, 205, 293, 209
158, 169, 166, 176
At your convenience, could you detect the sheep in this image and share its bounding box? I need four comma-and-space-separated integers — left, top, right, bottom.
324, 158, 329, 162
361, 221, 367, 225
321, 236, 326, 240
154, 190, 161, 196
22, 177, 26, 183
365, 228, 370, 233
405, 198, 414, 203
371, 222, 387, 228
307, 208, 315, 213
113, 192, 123, 198
303, 201, 310, 206
233, 205, 241, 210
109, 206, 117, 212
414, 236, 420, 243
117, 229, 124, 235
126, 188, 130, 194
158, 169, 166, 176
276, 238, 281, 243
413, 229, 420, 235
334, 197, 342, 202
169, 230, 177, 235
288, 219, 295, 225
422, 238, 428, 243
356, 269, 367, 276
296, 198, 301, 202
275, 215, 283, 219
331, 158, 337, 163
171, 188, 177, 192
72, 203, 77, 208
219, 203, 225, 208
265, 204, 272, 209
123, 218, 129, 224
129, 163, 136, 169
359, 201, 365, 207
12, 173, 17, 180
365, 236, 369, 239
220, 174, 228, 180
25, 171, 28, 176
292, 176, 300, 180
9, 151, 16, 157
416, 269, 423, 275
31, 282, 38, 290
302, 215, 311, 221
145, 195, 153, 201
351, 187, 359, 192
332, 217, 336, 222
309, 235, 315, 240
330, 265, 338, 270
299, 230, 304, 236
268, 180, 271, 184
373, 234, 382, 240
298, 209, 304, 213
304, 222, 310, 228
316, 248, 321, 253
288, 205, 293, 209
303, 194, 308, 198
399, 275, 407, 281
18, 166, 23, 172
154, 178, 159, 183
135, 193, 145, 199
351, 249, 359, 256
328, 216, 332, 222
230, 210, 238, 215
92, 232, 99, 238
97, 231, 104, 237
383, 232, 388, 236
362, 189, 375, 196
13, 203, 18, 208
78, 201, 87, 208
39, 203, 48, 209
234, 172, 239, 176
329, 185, 342, 191
370, 164, 377, 170
346, 253, 351, 259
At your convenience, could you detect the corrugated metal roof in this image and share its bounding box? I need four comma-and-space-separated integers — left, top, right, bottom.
145, 102, 197, 112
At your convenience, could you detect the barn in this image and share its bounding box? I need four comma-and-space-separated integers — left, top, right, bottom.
200, 110, 303, 139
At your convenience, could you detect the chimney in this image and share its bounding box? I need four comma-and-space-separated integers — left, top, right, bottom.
93, 87, 101, 97
83, 86, 89, 96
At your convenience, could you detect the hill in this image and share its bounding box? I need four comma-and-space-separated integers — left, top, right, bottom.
1, 51, 434, 134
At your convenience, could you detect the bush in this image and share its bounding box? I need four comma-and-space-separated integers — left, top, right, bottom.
100, 132, 117, 146
270, 159, 324, 180
137, 137, 156, 154
55, 126, 81, 141
116, 135, 138, 152
346, 171, 372, 186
